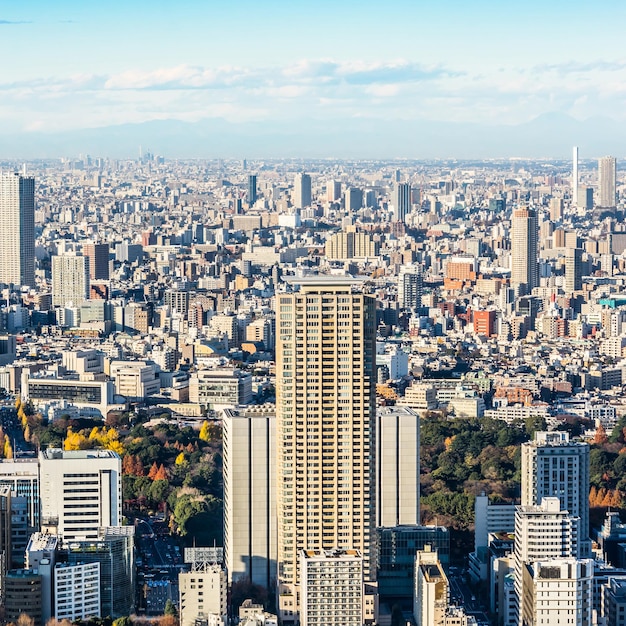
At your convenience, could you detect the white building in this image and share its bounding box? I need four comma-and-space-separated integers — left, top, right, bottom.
521, 558, 593, 626
189, 368, 253, 409
179, 563, 227, 626
39, 449, 122, 540
55, 562, 101, 621
109, 360, 160, 400
400, 383, 438, 411
376, 407, 420, 527
223, 405, 276, 590
300, 549, 363, 626
414, 548, 448, 626
52, 253, 90, 308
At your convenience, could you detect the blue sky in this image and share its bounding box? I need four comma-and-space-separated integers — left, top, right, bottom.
1, 0, 626, 133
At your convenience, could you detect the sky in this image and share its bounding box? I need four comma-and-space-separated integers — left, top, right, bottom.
1, 0, 626, 150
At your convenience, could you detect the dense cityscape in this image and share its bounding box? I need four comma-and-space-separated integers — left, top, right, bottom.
0, 152, 623, 626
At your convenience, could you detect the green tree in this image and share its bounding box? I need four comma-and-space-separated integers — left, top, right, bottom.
164, 599, 178, 618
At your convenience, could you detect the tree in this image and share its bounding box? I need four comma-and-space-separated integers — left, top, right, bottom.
594, 423, 609, 445
199, 420, 210, 442
112, 618, 132, 626
164, 599, 178, 618
16, 615, 34, 626
154, 464, 169, 481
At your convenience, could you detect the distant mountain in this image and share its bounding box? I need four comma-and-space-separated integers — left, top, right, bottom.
1, 113, 625, 160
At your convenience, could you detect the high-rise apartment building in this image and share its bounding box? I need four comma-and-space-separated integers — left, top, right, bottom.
598, 156, 617, 207
275, 276, 376, 622
179, 562, 227, 626
0, 172, 35, 287
521, 431, 590, 556
51, 254, 90, 308
294, 173, 312, 208
223, 405, 276, 590
300, 549, 363, 626
398, 264, 423, 310
392, 183, 411, 223
82, 243, 110, 280
510, 207, 539, 296
564, 247, 583, 294
39, 449, 122, 540
326, 180, 342, 203
248, 174, 258, 206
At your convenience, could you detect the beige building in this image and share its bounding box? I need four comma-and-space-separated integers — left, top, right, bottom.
325, 228, 379, 260
414, 548, 448, 626
179, 563, 227, 626
510, 207, 538, 296
276, 276, 376, 623
52, 254, 90, 308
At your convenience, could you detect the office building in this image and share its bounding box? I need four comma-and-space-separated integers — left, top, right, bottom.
54, 562, 101, 621
521, 558, 593, 626
294, 173, 312, 208
248, 174, 258, 206
300, 549, 363, 626
398, 264, 423, 310
52, 254, 90, 308
0, 458, 40, 537
345, 187, 363, 212
275, 276, 376, 622
572, 146, 578, 206
375, 525, 449, 601
0, 172, 35, 287
82, 243, 110, 280
392, 183, 411, 223
39, 449, 122, 540
603, 577, 626, 626
327, 180, 342, 203
65, 527, 134, 619
179, 562, 227, 626
564, 247, 583, 294
376, 407, 420, 527
510, 207, 539, 296
4, 569, 43, 626
414, 548, 448, 626
223, 405, 276, 589
189, 368, 253, 410
521, 431, 590, 555
598, 156, 617, 208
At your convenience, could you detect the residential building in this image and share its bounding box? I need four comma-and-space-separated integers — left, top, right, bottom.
511, 207, 538, 296
52, 254, 90, 308
179, 562, 227, 626
598, 156, 617, 207
414, 547, 448, 626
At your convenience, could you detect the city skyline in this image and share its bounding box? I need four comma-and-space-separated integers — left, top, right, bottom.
2, 1, 626, 157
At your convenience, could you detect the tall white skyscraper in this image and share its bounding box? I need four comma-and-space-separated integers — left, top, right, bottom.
0, 172, 35, 287
294, 173, 312, 208
521, 431, 590, 556
398, 264, 423, 310
572, 146, 579, 206
392, 183, 411, 223
223, 406, 276, 590
598, 156, 617, 207
510, 207, 539, 296
52, 254, 90, 307
275, 276, 376, 623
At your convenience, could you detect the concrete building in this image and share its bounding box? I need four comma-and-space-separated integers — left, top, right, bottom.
325, 229, 379, 260
521, 431, 590, 556
52, 254, 90, 308
598, 156, 617, 207
110, 360, 160, 400
300, 549, 363, 626
603, 576, 626, 626
223, 405, 276, 590
376, 407, 420, 527
414, 548, 448, 626
398, 264, 423, 310
4, 569, 42, 626
276, 276, 376, 622
294, 173, 312, 208
189, 368, 253, 409
0, 172, 35, 287
83, 242, 110, 280
521, 558, 593, 626
400, 383, 437, 411
564, 247, 583, 294
392, 183, 411, 223
54, 562, 101, 621
39, 449, 122, 539
179, 562, 227, 626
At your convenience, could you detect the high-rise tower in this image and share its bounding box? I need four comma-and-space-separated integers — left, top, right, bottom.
275, 276, 376, 622
0, 173, 35, 287
52, 254, 90, 308
247, 174, 258, 206
392, 183, 411, 223
572, 146, 579, 207
598, 156, 617, 208
294, 173, 312, 208
510, 207, 539, 296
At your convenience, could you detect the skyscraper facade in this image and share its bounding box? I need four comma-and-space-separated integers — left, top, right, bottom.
248, 174, 258, 206
275, 276, 376, 622
0, 172, 35, 287
83, 243, 110, 280
51, 254, 90, 308
521, 431, 590, 556
598, 156, 617, 208
294, 173, 312, 208
392, 183, 411, 223
572, 146, 579, 207
510, 207, 539, 296
564, 247, 583, 294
